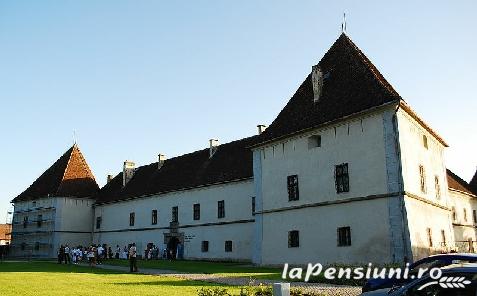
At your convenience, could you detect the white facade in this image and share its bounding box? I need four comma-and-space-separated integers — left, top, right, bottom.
93, 180, 254, 261
11, 197, 94, 257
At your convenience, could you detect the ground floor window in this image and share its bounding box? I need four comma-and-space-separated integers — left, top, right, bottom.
225, 241, 233, 252
288, 230, 299, 248
337, 227, 351, 246
201, 241, 209, 252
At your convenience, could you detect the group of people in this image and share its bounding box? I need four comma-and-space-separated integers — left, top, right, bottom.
57, 244, 111, 266
56, 240, 183, 272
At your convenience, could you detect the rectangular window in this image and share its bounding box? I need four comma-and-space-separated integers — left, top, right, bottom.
473, 210, 477, 224
419, 165, 427, 193
225, 240, 233, 252
152, 210, 158, 225
21, 242, 26, 250
423, 135, 428, 149
287, 175, 299, 201
193, 204, 200, 221
288, 230, 299, 248
172, 206, 178, 222
34, 242, 40, 251
308, 135, 322, 149
23, 216, 28, 228
96, 216, 102, 229
37, 214, 42, 228
201, 241, 209, 252
434, 176, 440, 199
452, 207, 457, 221
251, 197, 256, 215
441, 230, 446, 246
335, 164, 350, 193
337, 227, 351, 246
427, 228, 433, 247
129, 212, 135, 226
217, 200, 225, 219
464, 209, 468, 222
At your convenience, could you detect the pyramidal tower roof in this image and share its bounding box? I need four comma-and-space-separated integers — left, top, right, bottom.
256, 33, 402, 144
470, 169, 477, 194
12, 144, 99, 202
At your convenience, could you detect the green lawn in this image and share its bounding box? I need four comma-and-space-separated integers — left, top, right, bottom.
102, 258, 282, 279
0, 261, 242, 296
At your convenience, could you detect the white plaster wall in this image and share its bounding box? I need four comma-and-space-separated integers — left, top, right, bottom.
255, 111, 395, 265
448, 190, 477, 243
94, 180, 254, 261
260, 198, 392, 265
259, 112, 389, 212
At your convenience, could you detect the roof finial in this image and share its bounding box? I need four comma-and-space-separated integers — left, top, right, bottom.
73, 130, 77, 145
341, 12, 347, 34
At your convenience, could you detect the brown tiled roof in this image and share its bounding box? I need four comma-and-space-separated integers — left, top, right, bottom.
470, 169, 477, 194
447, 169, 476, 196
95, 135, 260, 204
12, 144, 99, 202
255, 33, 401, 145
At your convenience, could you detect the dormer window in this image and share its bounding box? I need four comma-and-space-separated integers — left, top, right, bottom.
308, 135, 322, 149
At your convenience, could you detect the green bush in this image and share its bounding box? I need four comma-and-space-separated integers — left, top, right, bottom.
197, 287, 231, 296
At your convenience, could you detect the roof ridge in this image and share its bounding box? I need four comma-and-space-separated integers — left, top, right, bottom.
338, 34, 400, 98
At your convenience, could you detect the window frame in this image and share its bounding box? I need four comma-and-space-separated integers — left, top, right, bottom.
335, 163, 350, 193
337, 226, 352, 247
288, 230, 300, 248
37, 214, 42, 228
225, 240, 233, 252
217, 200, 225, 219
172, 206, 178, 223
287, 175, 299, 201
201, 241, 209, 253
152, 209, 158, 225
419, 165, 427, 194
193, 204, 201, 221
129, 212, 135, 227
96, 216, 102, 229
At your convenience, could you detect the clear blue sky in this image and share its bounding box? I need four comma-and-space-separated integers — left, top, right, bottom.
1, 0, 476, 222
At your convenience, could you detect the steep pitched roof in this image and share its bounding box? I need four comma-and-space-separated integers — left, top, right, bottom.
255, 33, 402, 145
12, 144, 99, 202
447, 169, 476, 196
95, 135, 260, 204
470, 169, 477, 194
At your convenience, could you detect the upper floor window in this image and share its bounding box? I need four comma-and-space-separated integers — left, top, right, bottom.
37, 214, 42, 228
23, 216, 28, 228
288, 230, 299, 248
441, 230, 446, 246
335, 163, 350, 193
225, 240, 233, 252
152, 210, 158, 225
96, 216, 102, 229
434, 176, 441, 199
32, 201, 37, 208
251, 197, 256, 215
423, 135, 428, 149
34, 242, 40, 251
427, 228, 433, 247
308, 135, 322, 149
452, 207, 457, 221
464, 209, 468, 222
337, 227, 351, 246
193, 204, 200, 221
217, 201, 225, 219
473, 210, 477, 224
419, 165, 427, 194
172, 206, 178, 223
287, 175, 299, 201
129, 212, 135, 226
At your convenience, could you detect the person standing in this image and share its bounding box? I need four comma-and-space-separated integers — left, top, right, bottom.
64, 245, 71, 264
129, 243, 138, 272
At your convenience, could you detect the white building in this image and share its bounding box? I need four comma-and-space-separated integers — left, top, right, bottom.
10, 144, 98, 257
11, 33, 477, 265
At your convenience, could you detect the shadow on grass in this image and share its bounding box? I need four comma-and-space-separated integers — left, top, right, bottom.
0, 261, 131, 275
114, 280, 227, 287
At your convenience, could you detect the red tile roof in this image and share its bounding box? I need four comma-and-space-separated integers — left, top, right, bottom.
12, 145, 99, 202
95, 135, 260, 204
255, 33, 401, 145
447, 169, 476, 196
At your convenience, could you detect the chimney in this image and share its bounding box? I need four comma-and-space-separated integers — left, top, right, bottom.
122, 160, 135, 187
311, 65, 324, 103
158, 154, 166, 169
257, 124, 267, 135
209, 139, 219, 158
106, 174, 114, 184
